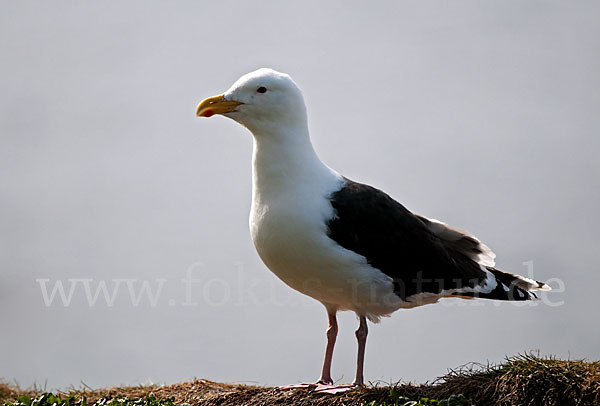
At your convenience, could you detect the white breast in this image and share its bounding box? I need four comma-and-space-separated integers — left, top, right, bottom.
247, 125, 404, 319
249, 163, 402, 318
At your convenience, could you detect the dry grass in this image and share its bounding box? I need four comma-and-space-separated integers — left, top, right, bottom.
2, 354, 599, 406
435, 353, 600, 405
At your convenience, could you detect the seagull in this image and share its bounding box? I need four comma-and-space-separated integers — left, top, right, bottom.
195, 68, 550, 391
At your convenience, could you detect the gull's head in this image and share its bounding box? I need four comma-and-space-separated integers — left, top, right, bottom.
196, 68, 307, 134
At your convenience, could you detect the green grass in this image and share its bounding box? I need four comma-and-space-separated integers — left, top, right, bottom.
4, 393, 180, 406
5, 392, 469, 406
363, 389, 468, 406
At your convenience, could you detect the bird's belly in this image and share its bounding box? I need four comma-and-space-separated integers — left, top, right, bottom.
250, 206, 402, 316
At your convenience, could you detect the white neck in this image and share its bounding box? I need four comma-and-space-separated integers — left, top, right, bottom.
251, 125, 341, 206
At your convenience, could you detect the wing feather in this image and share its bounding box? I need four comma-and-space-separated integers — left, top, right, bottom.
326, 179, 489, 300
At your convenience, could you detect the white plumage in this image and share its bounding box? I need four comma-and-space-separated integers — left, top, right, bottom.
195, 68, 550, 389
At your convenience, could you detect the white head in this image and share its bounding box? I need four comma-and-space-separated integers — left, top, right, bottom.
196, 68, 308, 136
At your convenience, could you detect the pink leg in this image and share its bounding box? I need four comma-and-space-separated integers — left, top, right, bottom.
317, 312, 338, 384
352, 316, 368, 386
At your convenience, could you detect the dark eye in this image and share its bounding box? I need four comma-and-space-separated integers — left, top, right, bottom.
256, 86, 267, 94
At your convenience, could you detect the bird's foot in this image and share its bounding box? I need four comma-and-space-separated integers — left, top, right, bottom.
313, 383, 358, 394
277, 383, 314, 390
278, 377, 331, 390
278, 381, 360, 394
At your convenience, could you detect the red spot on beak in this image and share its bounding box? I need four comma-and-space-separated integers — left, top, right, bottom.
203, 109, 214, 118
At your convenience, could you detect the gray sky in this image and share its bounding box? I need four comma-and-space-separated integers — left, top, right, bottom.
1, 1, 599, 391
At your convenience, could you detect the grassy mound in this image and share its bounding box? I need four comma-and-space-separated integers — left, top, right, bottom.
2, 354, 598, 406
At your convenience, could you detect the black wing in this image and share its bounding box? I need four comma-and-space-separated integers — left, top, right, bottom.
326, 179, 488, 300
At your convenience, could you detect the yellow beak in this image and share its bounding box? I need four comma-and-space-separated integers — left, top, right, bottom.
196, 94, 243, 117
